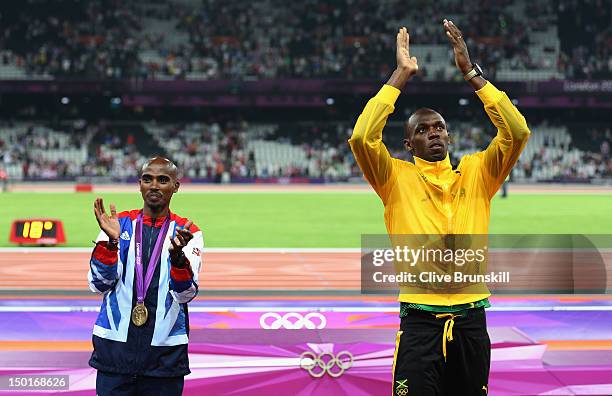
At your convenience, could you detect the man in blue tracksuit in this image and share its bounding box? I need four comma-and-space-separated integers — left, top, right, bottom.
88, 157, 203, 396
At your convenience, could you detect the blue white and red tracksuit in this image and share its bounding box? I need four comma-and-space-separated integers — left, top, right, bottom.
87, 210, 203, 377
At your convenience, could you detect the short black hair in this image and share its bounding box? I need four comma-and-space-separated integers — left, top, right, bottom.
405, 108, 445, 139
139, 156, 178, 179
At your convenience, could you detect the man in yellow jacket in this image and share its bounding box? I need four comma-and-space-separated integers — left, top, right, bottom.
349, 20, 530, 395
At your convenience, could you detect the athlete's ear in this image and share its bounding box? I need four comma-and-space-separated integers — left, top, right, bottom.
174, 180, 180, 193
404, 121, 413, 152
404, 139, 414, 152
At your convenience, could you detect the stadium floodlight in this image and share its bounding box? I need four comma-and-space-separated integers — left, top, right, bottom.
458, 98, 468, 106
326, 97, 335, 105
61, 97, 70, 105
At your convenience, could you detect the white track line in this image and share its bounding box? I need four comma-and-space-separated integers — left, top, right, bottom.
0, 306, 611, 313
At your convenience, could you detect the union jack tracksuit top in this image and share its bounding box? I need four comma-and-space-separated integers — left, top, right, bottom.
87, 209, 203, 376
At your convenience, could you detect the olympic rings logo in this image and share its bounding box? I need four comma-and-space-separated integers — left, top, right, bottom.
299, 351, 353, 378
259, 312, 327, 330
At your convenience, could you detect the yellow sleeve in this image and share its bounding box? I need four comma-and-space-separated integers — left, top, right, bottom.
348, 85, 400, 202
475, 82, 531, 199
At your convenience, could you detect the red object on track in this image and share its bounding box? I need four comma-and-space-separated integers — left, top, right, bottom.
75, 184, 93, 192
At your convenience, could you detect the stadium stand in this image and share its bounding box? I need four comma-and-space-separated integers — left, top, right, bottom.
1, 120, 610, 182
0, 0, 609, 185
0, 0, 608, 81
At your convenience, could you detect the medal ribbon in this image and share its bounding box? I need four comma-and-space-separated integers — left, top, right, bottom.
134, 212, 170, 304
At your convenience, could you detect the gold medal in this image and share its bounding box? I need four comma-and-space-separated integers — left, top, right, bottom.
131, 302, 148, 326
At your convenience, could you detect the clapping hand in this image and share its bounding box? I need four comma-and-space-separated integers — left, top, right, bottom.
168, 220, 193, 258
93, 198, 120, 240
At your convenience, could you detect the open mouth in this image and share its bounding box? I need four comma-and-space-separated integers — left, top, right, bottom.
430, 142, 444, 149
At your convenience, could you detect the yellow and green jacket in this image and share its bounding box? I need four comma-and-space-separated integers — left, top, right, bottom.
349, 82, 530, 306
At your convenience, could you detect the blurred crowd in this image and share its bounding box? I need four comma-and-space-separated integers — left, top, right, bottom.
0, 1, 143, 79
148, 121, 254, 180
0, 121, 145, 179
556, 0, 611, 80
0, 1, 609, 185
0, 0, 609, 80
1, 120, 611, 183
0, 123, 83, 179
87, 129, 146, 178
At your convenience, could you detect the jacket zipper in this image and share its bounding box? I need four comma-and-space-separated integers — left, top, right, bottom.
441, 180, 453, 233
135, 218, 155, 375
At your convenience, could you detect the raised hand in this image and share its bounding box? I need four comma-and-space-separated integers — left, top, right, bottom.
443, 19, 472, 74
396, 27, 419, 77
168, 220, 193, 258
387, 27, 419, 90
93, 198, 120, 240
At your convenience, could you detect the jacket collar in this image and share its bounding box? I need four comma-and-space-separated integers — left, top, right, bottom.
140, 209, 171, 227
414, 154, 453, 182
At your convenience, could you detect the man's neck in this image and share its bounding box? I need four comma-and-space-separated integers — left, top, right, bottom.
143, 205, 169, 218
